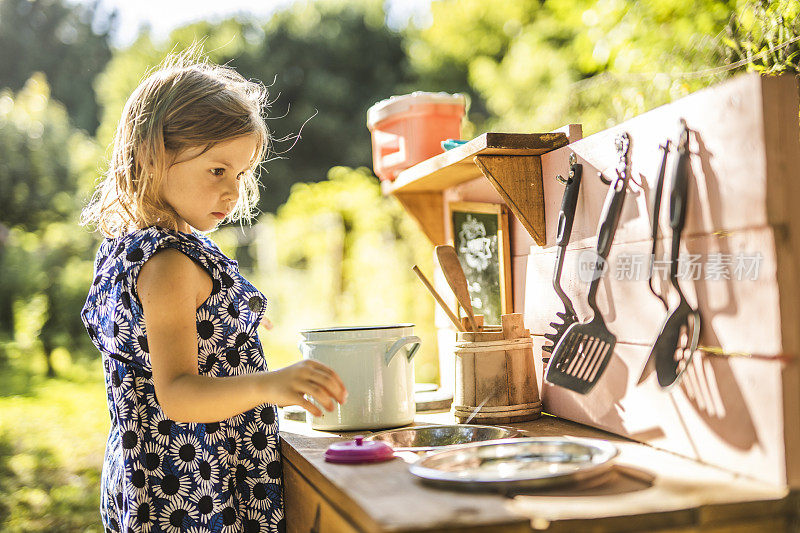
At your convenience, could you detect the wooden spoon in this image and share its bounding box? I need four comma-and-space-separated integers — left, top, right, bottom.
412, 265, 465, 332
435, 245, 478, 332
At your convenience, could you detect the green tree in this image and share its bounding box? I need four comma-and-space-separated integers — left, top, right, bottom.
405, 0, 738, 135
723, 0, 800, 76
0, 0, 115, 133
0, 74, 83, 231
0, 75, 101, 374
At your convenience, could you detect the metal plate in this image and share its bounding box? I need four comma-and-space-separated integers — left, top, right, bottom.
365, 424, 517, 452
409, 437, 618, 491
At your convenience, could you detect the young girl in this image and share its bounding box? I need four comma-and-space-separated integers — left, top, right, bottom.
80, 54, 347, 533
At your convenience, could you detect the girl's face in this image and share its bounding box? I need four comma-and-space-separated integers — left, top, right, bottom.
162, 135, 258, 233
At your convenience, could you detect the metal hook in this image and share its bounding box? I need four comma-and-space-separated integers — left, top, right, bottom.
555, 152, 579, 185
595, 133, 631, 186
616, 132, 631, 174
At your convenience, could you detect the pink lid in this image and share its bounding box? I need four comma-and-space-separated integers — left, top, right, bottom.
367, 91, 466, 129
324, 435, 395, 464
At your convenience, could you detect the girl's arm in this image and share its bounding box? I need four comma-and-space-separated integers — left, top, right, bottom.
138, 248, 347, 424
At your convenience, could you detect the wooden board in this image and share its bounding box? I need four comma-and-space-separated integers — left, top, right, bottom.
279, 412, 793, 532
384, 132, 569, 194
524, 228, 783, 354
535, 336, 789, 486
761, 72, 800, 489
284, 460, 361, 533
537, 75, 794, 248
280, 425, 531, 532
474, 155, 546, 246
394, 191, 446, 245
527, 73, 800, 487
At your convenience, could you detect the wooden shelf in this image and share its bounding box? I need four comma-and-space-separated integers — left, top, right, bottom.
381, 132, 569, 246
382, 132, 569, 194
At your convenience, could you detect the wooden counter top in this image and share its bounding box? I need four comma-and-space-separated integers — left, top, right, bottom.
279, 411, 795, 532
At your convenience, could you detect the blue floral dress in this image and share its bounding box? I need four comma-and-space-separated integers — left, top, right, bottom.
81, 226, 284, 533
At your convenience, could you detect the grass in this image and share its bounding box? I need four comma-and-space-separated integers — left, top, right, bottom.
0, 350, 108, 533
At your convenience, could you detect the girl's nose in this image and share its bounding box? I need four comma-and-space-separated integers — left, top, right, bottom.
222, 176, 239, 205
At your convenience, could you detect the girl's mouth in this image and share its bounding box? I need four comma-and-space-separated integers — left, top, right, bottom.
212, 212, 226, 219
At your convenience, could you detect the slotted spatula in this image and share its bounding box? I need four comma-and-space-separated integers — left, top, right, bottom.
542, 153, 583, 362
546, 133, 631, 394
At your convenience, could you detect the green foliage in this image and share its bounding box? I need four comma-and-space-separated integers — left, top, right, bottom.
405, 0, 738, 135
0, 226, 98, 375
250, 166, 439, 383
0, 76, 101, 371
723, 0, 800, 75
0, 0, 115, 133
0, 74, 102, 230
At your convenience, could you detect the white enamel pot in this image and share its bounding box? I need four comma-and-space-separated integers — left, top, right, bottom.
297, 324, 421, 431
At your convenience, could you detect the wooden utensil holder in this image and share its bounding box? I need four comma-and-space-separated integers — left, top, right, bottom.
453, 314, 542, 424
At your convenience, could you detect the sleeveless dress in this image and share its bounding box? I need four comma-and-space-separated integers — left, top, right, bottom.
81, 226, 284, 533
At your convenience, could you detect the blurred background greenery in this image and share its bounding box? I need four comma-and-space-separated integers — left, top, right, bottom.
0, 0, 798, 530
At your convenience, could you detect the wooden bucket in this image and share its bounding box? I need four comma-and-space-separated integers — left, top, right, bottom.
452, 314, 542, 424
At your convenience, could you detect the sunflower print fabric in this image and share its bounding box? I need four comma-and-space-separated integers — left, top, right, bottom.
81, 226, 284, 533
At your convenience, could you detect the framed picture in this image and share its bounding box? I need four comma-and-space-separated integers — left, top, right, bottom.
448, 201, 513, 325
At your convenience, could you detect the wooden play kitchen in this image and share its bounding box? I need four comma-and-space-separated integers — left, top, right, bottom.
280, 73, 800, 531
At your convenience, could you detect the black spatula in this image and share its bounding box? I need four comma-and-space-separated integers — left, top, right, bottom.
542, 153, 583, 363
545, 133, 630, 394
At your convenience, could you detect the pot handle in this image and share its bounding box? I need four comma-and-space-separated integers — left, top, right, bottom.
385, 336, 421, 365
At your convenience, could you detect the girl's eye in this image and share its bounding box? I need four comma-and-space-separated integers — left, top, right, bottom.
211, 168, 225, 177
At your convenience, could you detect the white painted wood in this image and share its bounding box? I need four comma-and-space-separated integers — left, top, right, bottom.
525, 228, 782, 355
538, 336, 788, 486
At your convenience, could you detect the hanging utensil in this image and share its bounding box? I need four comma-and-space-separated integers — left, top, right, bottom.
650, 120, 701, 389
542, 152, 583, 364
648, 141, 672, 309
635, 141, 674, 386
545, 133, 631, 394
435, 245, 478, 331
412, 265, 465, 332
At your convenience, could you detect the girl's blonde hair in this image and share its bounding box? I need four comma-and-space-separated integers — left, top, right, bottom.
82, 51, 269, 237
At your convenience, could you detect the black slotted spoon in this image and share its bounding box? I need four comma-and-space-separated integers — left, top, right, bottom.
542, 153, 583, 364
652, 120, 701, 389
545, 133, 631, 394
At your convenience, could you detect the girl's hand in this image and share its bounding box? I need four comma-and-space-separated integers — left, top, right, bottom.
265, 360, 347, 417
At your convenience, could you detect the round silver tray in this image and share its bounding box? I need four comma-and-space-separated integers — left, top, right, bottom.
365, 424, 517, 452
408, 437, 619, 491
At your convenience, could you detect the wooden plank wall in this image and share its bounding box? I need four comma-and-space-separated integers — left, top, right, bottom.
433, 73, 800, 487
534, 73, 800, 487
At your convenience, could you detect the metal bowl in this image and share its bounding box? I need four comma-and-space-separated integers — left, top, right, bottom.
409, 437, 619, 491
365, 424, 517, 452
